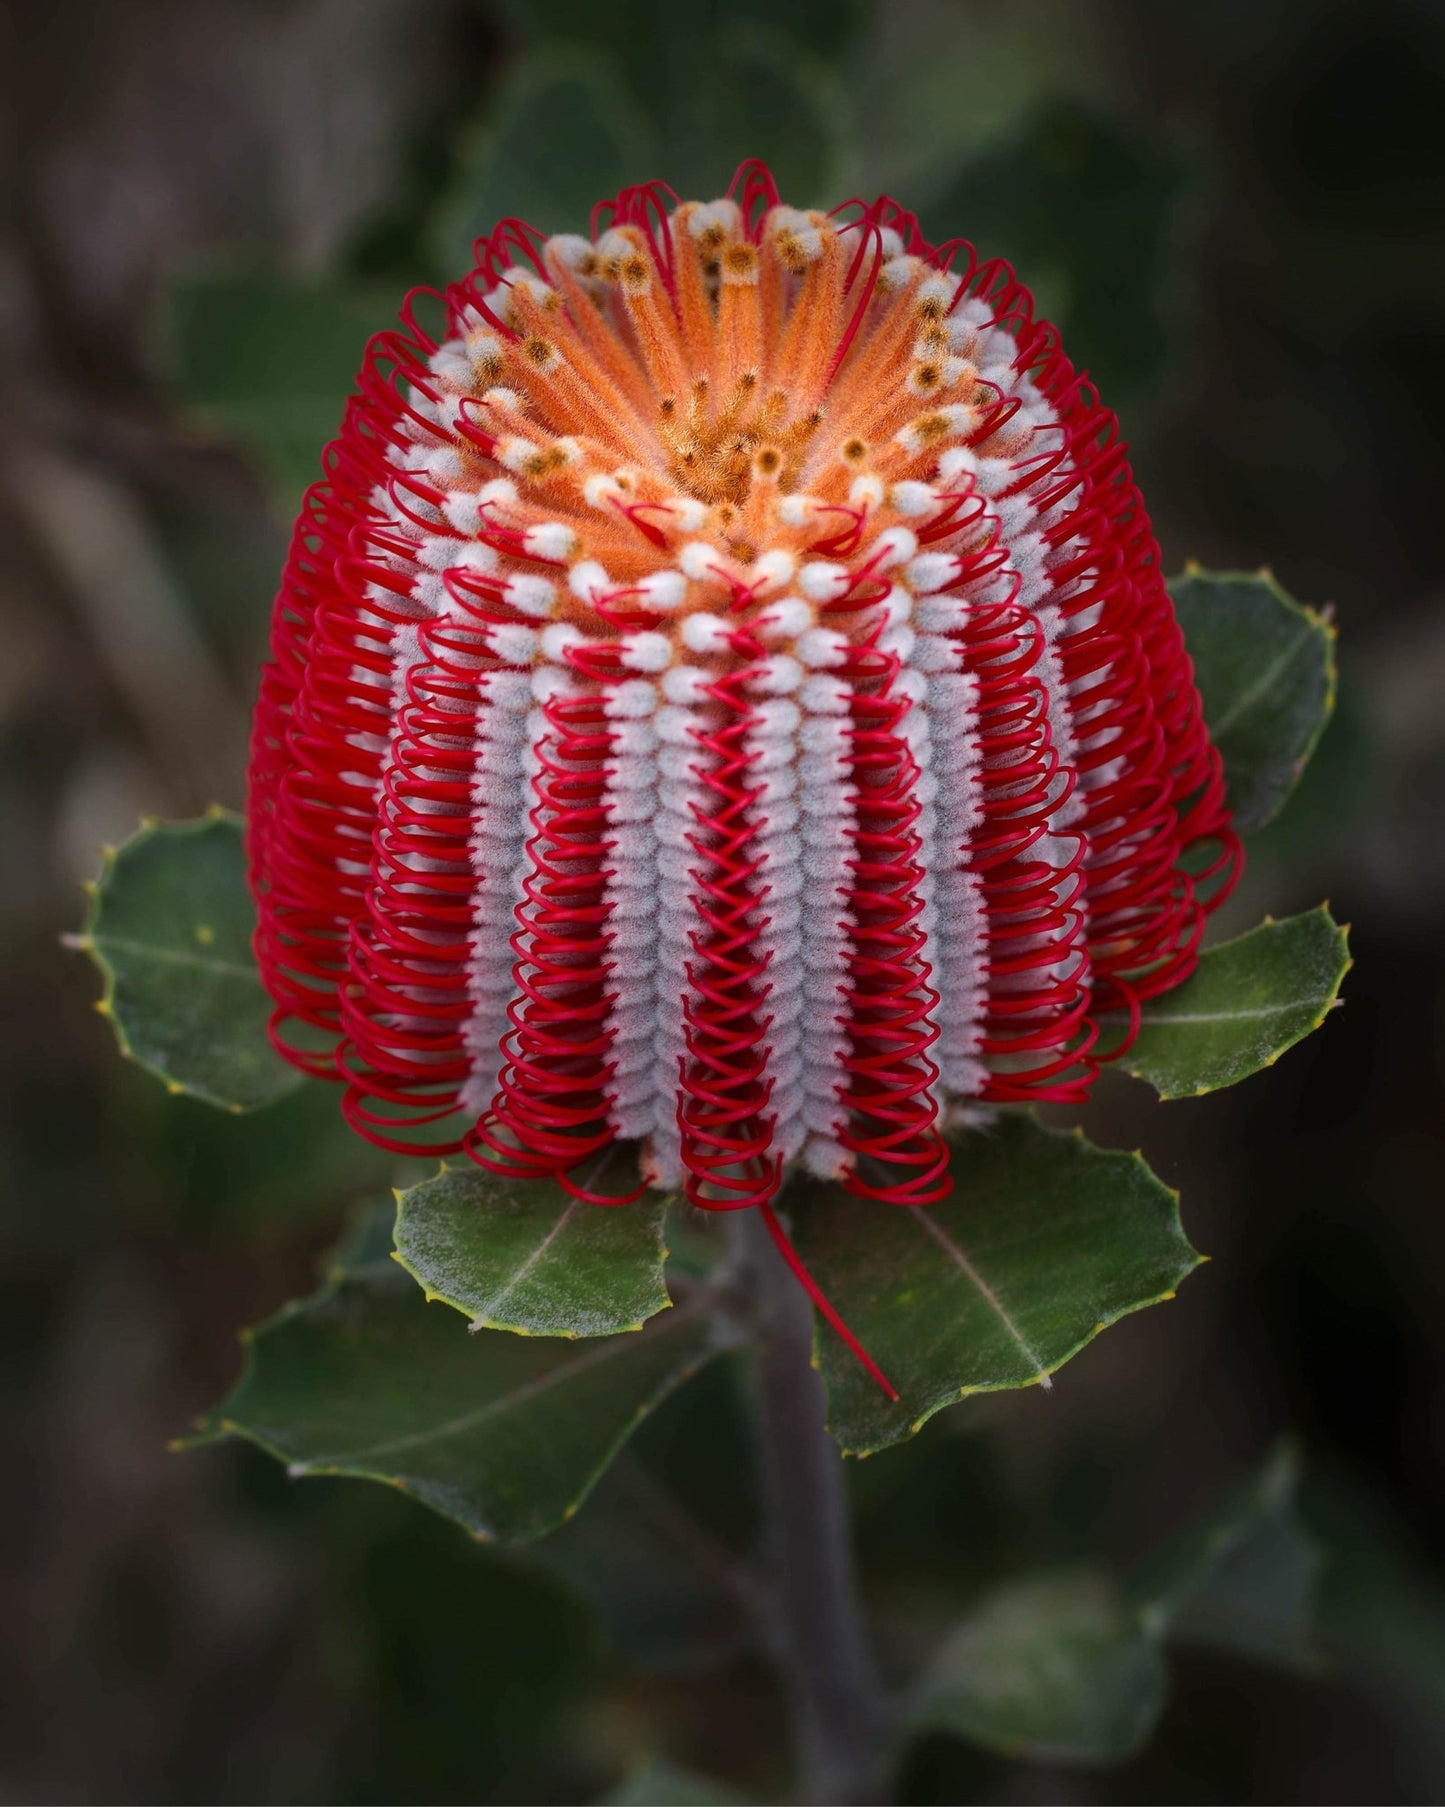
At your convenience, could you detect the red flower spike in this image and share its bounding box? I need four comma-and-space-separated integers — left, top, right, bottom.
246, 169, 1240, 1384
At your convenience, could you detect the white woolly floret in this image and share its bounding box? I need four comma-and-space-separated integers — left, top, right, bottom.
799, 674, 850, 715
912, 632, 965, 673
905, 552, 960, 595
878, 255, 920, 292
441, 490, 482, 533
889, 481, 936, 517
661, 664, 710, 705
799, 561, 851, 603
680, 612, 731, 655
871, 527, 919, 569
636, 569, 688, 612
680, 542, 724, 582
751, 698, 802, 740
750, 655, 804, 696
796, 627, 848, 669
994, 493, 1037, 538
531, 664, 579, 703
522, 521, 577, 561
478, 477, 519, 509
611, 718, 657, 755
418, 534, 467, 571
568, 560, 611, 604
870, 585, 912, 627
417, 445, 462, 483
501, 573, 556, 618
936, 447, 977, 485
428, 345, 472, 387
540, 623, 585, 662
489, 622, 538, 664
620, 631, 672, 674
848, 475, 885, 509
605, 679, 659, 720
688, 199, 742, 238
545, 234, 596, 271
756, 596, 812, 640
751, 548, 796, 590
498, 437, 539, 473
583, 473, 622, 508
654, 704, 700, 745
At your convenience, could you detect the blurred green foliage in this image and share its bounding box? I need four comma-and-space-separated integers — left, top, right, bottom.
11, 0, 1443, 1802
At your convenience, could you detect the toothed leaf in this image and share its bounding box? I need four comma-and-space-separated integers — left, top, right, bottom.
394, 1162, 671, 1337
76, 813, 299, 1112
1106, 907, 1350, 1099
1171, 567, 1337, 831
790, 1116, 1200, 1456
194, 1206, 721, 1543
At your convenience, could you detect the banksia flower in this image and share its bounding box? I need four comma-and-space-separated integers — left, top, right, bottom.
248, 163, 1239, 1236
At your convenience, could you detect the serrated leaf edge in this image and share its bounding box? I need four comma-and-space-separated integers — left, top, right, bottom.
189, 1236, 723, 1543
1102, 905, 1352, 1102
71, 808, 297, 1114
1170, 564, 1339, 830
830, 1130, 1204, 1457
390, 1167, 677, 1339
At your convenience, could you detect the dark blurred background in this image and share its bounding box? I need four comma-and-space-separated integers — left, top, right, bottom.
1, 0, 1442, 1800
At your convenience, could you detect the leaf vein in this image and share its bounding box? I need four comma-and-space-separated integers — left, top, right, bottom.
1207, 628, 1312, 738
306, 1303, 692, 1466
912, 1210, 1053, 1390
470, 1200, 580, 1324
94, 935, 257, 979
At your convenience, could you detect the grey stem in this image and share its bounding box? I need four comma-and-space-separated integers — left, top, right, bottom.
733, 1207, 890, 1805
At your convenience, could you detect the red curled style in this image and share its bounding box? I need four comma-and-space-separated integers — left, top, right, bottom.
246, 166, 1240, 1376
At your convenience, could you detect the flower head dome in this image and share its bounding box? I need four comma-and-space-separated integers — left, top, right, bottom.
248, 162, 1240, 1223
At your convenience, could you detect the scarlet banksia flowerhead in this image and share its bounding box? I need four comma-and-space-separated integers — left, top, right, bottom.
248, 162, 1240, 1227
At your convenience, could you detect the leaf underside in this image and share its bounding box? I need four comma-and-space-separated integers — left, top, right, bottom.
910, 1569, 1168, 1766
394, 1163, 672, 1337
76, 811, 300, 1113
1104, 906, 1351, 1099
907, 1447, 1323, 1768
790, 1115, 1202, 1456
196, 1206, 721, 1543
1130, 1443, 1324, 1670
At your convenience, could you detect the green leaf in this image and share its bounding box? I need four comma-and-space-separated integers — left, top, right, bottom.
166, 268, 394, 508
670, 25, 847, 203
393, 1160, 672, 1337
1170, 566, 1338, 832
74, 811, 299, 1113
790, 1115, 1201, 1456
527, 1358, 759, 1669
1106, 907, 1351, 1099
195, 1206, 724, 1542
923, 102, 1186, 401
434, 46, 656, 270
600, 1760, 756, 1806
910, 1570, 1168, 1766
1131, 1445, 1323, 1671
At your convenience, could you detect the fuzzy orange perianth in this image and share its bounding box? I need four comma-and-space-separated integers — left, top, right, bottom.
246, 167, 1240, 1220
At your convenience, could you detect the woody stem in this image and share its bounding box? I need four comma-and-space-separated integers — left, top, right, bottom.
733, 1205, 890, 1805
